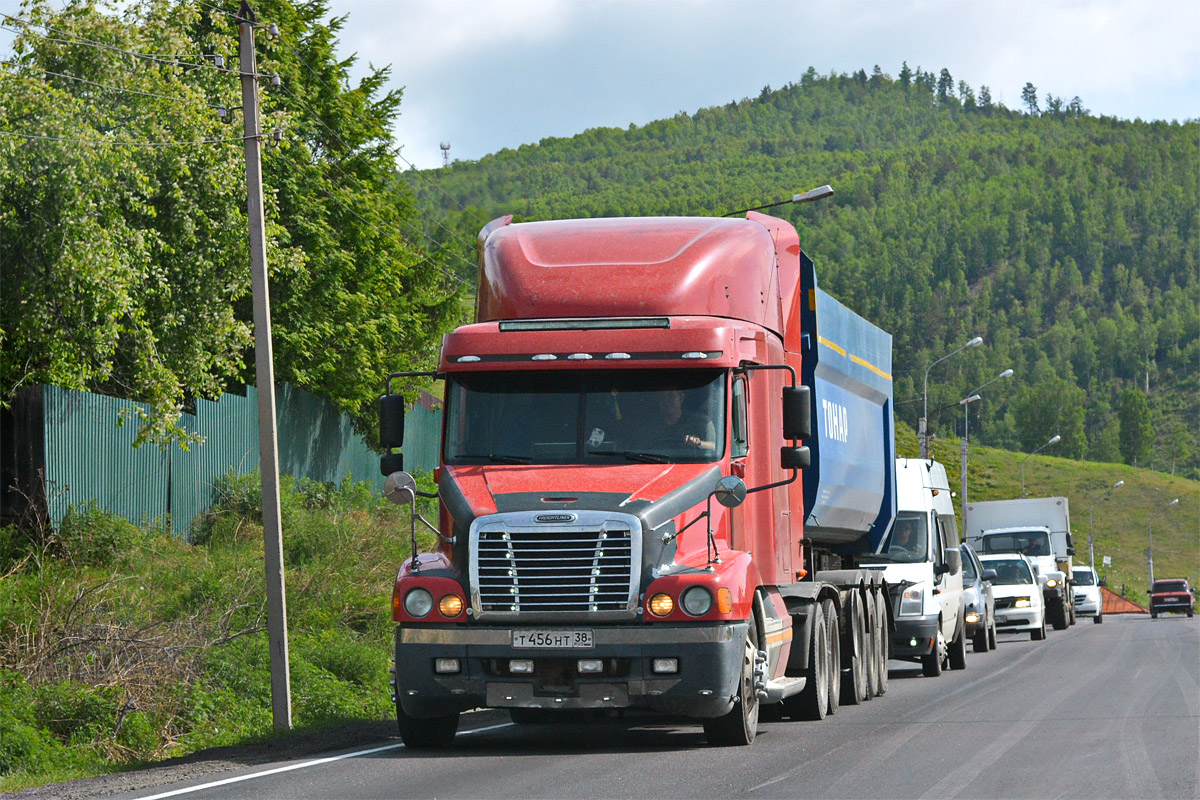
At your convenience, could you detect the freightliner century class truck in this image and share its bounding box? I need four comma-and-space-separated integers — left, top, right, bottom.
379, 199, 899, 747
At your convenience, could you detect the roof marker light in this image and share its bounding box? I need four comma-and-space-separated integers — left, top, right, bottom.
682, 352, 708, 359
568, 353, 592, 360
457, 356, 480, 363
532, 354, 557, 361
605, 353, 631, 360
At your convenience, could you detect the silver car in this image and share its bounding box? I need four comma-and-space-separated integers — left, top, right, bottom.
960, 543, 997, 652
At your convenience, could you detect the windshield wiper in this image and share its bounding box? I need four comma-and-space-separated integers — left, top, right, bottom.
589, 449, 669, 464
454, 453, 532, 464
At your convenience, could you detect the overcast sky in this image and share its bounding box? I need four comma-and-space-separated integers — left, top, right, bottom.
332, 0, 1198, 170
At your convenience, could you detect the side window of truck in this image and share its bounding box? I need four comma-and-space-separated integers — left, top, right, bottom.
731, 375, 749, 458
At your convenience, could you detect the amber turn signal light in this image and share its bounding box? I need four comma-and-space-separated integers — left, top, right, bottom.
648, 592, 675, 616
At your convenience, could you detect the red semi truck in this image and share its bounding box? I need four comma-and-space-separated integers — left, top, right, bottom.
380, 204, 899, 746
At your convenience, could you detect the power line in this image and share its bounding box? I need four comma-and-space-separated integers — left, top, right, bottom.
1, 15, 235, 75
0, 128, 248, 146
1, 64, 227, 109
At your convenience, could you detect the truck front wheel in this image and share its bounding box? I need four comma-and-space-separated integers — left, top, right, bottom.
704, 616, 760, 746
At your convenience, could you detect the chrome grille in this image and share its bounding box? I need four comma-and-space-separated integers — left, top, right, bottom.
470, 511, 641, 620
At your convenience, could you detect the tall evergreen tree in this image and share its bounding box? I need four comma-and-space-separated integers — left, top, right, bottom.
1118, 388, 1153, 466
937, 68, 955, 102
1021, 82, 1040, 114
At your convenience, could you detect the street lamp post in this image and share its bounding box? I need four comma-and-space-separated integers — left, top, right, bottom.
1019, 435, 1061, 497
1087, 480, 1124, 569
959, 394, 982, 534
1147, 498, 1179, 585
921, 336, 983, 459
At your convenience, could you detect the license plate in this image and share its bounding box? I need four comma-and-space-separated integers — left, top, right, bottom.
511, 629, 594, 649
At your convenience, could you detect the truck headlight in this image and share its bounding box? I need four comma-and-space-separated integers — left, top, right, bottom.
403, 588, 434, 618
1045, 579, 1059, 588
681, 586, 714, 616
899, 586, 924, 616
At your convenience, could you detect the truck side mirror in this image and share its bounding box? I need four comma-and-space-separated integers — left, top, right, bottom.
380, 394, 406, 448
944, 549, 961, 576
782, 385, 811, 440
982, 568, 998, 582
380, 452, 404, 476
713, 475, 747, 508
384, 471, 418, 506
1066, 546, 1076, 556
781, 446, 810, 470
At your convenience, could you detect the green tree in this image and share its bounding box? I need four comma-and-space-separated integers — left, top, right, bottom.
936, 68, 955, 103
898, 61, 912, 88
1118, 388, 1153, 466
1013, 376, 1087, 458
1021, 82, 1039, 114
0, 0, 461, 442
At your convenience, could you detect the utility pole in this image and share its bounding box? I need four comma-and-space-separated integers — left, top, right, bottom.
238, 0, 291, 732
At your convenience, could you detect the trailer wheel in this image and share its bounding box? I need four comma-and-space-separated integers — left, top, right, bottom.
786, 604, 828, 720
840, 593, 868, 706
704, 616, 759, 746
872, 588, 888, 696
823, 599, 841, 715
396, 702, 459, 748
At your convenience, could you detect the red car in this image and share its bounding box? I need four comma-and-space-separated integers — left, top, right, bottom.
1148, 579, 1195, 618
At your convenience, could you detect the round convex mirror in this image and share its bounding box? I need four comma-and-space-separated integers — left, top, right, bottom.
384, 471, 418, 506
713, 475, 747, 508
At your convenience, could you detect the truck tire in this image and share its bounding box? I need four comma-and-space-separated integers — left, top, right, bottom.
872, 588, 888, 696
823, 599, 841, 715
704, 616, 760, 746
972, 622, 989, 653
1032, 616, 1047, 641
1048, 597, 1069, 630
1068, 597, 1077, 625
948, 619, 968, 670
921, 629, 944, 677
396, 702, 459, 748
786, 604, 829, 720
840, 593, 868, 706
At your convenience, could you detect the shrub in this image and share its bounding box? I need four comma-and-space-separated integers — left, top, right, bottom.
53, 504, 140, 568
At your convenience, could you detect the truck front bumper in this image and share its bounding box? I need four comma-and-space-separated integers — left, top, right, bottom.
890, 614, 940, 658
392, 622, 747, 720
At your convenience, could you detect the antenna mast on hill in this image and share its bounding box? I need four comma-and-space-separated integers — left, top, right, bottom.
440, 141, 451, 167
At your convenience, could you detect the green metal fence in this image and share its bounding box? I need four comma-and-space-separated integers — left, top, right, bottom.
4, 384, 442, 535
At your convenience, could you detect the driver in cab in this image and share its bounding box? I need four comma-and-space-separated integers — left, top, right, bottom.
656, 388, 717, 452
889, 517, 924, 556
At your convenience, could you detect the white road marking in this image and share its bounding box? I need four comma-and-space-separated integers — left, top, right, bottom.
134, 721, 515, 800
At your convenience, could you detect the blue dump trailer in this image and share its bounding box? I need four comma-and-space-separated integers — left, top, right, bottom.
775, 249, 898, 719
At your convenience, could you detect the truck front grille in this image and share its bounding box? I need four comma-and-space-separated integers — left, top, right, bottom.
469, 511, 642, 620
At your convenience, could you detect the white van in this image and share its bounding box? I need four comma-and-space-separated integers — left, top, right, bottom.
862, 458, 966, 677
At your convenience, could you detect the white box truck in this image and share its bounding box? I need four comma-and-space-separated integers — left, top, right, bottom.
964, 497, 1076, 630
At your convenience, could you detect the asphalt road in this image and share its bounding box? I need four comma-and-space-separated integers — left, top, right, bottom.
113, 613, 1198, 800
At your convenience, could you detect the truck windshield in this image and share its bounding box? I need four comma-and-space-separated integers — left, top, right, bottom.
862, 511, 928, 564
987, 558, 1035, 585
980, 530, 1051, 557
443, 370, 726, 465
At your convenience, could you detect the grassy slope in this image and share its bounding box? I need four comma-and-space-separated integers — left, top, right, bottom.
897, 425, 1200, 597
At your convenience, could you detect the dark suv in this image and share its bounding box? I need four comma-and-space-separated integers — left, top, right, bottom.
1148, 579, 1195, 618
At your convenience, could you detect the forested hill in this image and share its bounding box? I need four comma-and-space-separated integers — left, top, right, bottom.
410, 66, 1199, 477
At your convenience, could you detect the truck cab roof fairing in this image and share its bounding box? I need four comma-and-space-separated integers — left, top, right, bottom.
475, 216, 794, 337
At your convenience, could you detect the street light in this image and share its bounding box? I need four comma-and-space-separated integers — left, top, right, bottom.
1147, 498, 1179, 585
969, 368, 1014, 397
1087, 480, 1124, 570
959, 394, 982, 533
921, 336, 983, 458
1019, 435, 1061, 497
